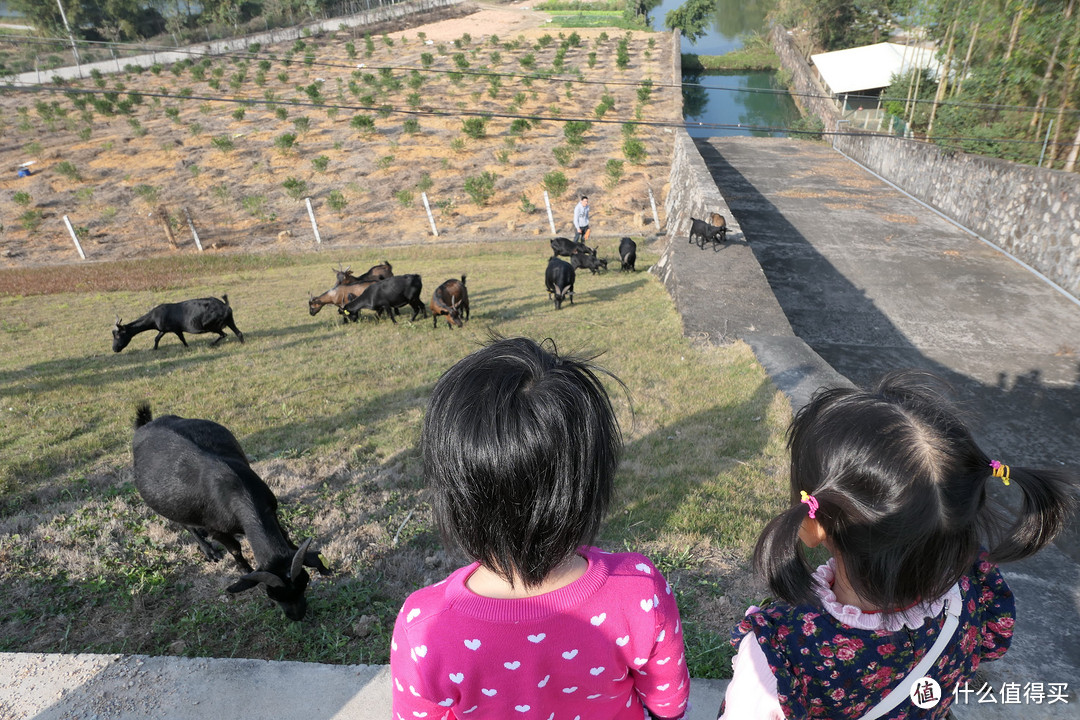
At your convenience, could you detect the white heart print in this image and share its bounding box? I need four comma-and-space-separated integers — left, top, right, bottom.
504, 661, 521, 670
640, 598, 654, 612
635, 563, 652, 574
562, 649, 578, 660
406, 608, 420, 622
616, 635, 629, 646
449, 673, 464, 684
538, 675, 550, 688
527, 633, 546, 643
590, 613, 607, 626
439, 699, 453, 707
589, 667, 605, 676
482, 688, 497, 697
563, 687, 578, 694
514, 706, 530, 713
464, 638, 481, 651
414, 645, 427, 658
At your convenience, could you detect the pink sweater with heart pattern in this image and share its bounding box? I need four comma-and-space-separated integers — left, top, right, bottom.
390, 546, 690, 720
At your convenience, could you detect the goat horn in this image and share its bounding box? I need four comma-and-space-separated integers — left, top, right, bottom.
237, 570, 284, 589
291, 538, 313, 580
114, 314, 121, 328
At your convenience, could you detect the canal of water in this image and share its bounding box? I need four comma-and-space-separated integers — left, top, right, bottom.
648, 0, 801, 138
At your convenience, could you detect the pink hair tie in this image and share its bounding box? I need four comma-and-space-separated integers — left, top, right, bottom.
990, 460, 1011, 486
800, 490, 819, 519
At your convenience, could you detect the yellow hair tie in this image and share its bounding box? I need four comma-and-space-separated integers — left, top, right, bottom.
990, 460, 1010, 486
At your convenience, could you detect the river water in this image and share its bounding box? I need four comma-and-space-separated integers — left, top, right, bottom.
648, 0, 800, 137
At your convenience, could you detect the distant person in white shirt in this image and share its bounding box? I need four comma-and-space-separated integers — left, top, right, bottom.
573, 196, 590, 243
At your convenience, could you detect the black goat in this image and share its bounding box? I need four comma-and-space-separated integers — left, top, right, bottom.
132, 404, 330, 621
336, 260, 393, 286
689, 217, 726, 249
545, 257, 575, 310
431, 275, 470, 329
113, 296, 243, 352
571, 252, 608, 275
619, 237, 637, 272
550, 236, 596, 258
341, 274, 426, 323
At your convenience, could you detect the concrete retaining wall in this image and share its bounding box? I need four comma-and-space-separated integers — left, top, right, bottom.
770, 25, 1080, 300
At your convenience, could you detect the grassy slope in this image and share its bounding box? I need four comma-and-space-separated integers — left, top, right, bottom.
0, 242, 790, 676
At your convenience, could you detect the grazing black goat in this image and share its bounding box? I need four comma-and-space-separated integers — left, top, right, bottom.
341, 274, 426, 323
571, 252, 608, 275
431, 275, 470, 329
336, 260, 393, 286
113, 296, 243, 352
132, 404, 330, 621
545, 257, 575, 310
619, 237, 637, 272
550, 236, 596, 258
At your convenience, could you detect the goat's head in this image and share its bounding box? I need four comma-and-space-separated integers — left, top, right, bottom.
308, 292, 324, 316
112, 316, 134, 353
226, 538, 331, 621
334, 266, 355, 285
447, 297, 464, 327
552, 286, 572, 310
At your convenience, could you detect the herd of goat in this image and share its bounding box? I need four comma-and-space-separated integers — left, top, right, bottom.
111, 229, 743, 620
117, 218, 732, 618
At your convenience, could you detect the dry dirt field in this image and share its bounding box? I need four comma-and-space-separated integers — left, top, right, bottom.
0, 2, 679, 269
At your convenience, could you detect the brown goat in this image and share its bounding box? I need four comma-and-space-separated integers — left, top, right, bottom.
336, 261, 393, 286
431, 275, 469, 329
308, 281, 373, 317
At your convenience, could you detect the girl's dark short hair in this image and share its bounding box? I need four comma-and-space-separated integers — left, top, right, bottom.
423, 337, 622, 588
756, 371, 1076, 609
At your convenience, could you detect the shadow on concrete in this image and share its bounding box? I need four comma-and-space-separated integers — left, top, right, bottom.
692, 136, 1080, 698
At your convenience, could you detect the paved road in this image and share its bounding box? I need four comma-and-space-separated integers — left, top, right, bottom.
692, 136, 1080, 716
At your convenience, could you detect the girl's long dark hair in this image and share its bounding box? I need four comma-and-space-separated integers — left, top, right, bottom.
423, 336, 623, 588
756, 371, 1077, 608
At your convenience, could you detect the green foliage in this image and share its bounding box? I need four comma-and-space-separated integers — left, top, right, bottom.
55, 161, 81, 181
588, 52, 597, 68
241, 195, 272, 220
403, 118, 420, 134
542, 170, 569, 197
463, 171, 498, 206
563, 120, 591, 146
605, 158, 624, 188
282, 176, 307, 200
327, 190, 348, 212
351, 115, 375, 133
519, 193, 537, 213
13, 191, 32, 207
275, 107, 289, 120
462, 117, 489, 140
788, 114, 825, 141
394, 189, 414, 207
232, 107, 246, 121
552, 145, 574, 166
453, 53, 470, 70
18, 209, 43, 231
421, 52, 434, 68
293, 116, 311, 134
274, 133, 297, 154
211, 135, 235, 153
623, 137, 647, 163
519, 53, 536, 70
637, 78, 653, 104
312, 155, 330, 172
133, 184, 159, 204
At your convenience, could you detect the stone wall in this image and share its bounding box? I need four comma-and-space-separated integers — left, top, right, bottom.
770, 25, 1080, 299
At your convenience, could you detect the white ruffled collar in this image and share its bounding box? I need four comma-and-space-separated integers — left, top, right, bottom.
811, 558, 961, 632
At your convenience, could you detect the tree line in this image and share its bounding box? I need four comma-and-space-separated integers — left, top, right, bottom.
770, 0, 1080, 171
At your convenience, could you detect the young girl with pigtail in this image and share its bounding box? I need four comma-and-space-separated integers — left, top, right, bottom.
719, 371, 1077, 720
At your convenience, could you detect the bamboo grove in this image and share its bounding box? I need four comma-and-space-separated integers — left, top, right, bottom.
771, 0, 1080, 171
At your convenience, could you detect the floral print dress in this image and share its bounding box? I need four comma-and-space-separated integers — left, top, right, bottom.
724, 553, 1014, 719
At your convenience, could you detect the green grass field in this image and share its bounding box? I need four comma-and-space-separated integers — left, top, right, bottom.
0, 240, 791, 677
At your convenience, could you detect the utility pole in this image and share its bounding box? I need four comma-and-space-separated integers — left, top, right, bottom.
55, 0, 82, 74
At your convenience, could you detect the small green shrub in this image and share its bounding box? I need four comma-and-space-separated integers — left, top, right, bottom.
519, 193, 536, 213
519, 53, 535, 70
19, 209, 43, 231
563, 120, 591, 146
282, 176, 307, 200
403, 118, 420, 134
395, 189, 414, 207
13, 191, 32, 207
542, 170, 568, 197
463, 171, 497, 206
376, 155, 394, 169
605, 158, 624, 187
416, 173, 433, 192
622, 137, 646, 163
133, 184, 159, 204
275, 107, 289, 120
293, 116, 311, 134
420, 52, 434, 68
274, 133, 297, 154
462, 117, 488, 140
327, 190, 348, 212
553, 145, 573, 166
211, 135, 235, 153
55, 161, 81, 181
351, 115, 375, 133
312, 155, 330, 172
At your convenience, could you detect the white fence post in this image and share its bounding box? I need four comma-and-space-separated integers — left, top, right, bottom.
63, 215, 86, 260
183, 207, 203, 251
421, 192, 439, 236
305, 197, 322, 244
647, 186, 659, 229
543, 191, 556, 235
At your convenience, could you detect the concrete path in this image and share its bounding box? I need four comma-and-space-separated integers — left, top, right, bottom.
672, 135, 1080, 717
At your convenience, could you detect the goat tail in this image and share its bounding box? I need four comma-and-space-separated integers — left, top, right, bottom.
460, 274, 467, 286
134, 402, 153, 429
221, 293, 230, 306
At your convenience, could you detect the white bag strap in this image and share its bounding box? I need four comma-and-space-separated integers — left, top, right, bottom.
859, 587, 961, 720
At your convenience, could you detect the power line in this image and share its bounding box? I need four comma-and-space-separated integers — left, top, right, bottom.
5, 31, 1080, 118
7, 81, 1078, 149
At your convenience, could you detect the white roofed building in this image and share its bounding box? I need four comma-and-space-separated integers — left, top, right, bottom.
811, 42, 940, 103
